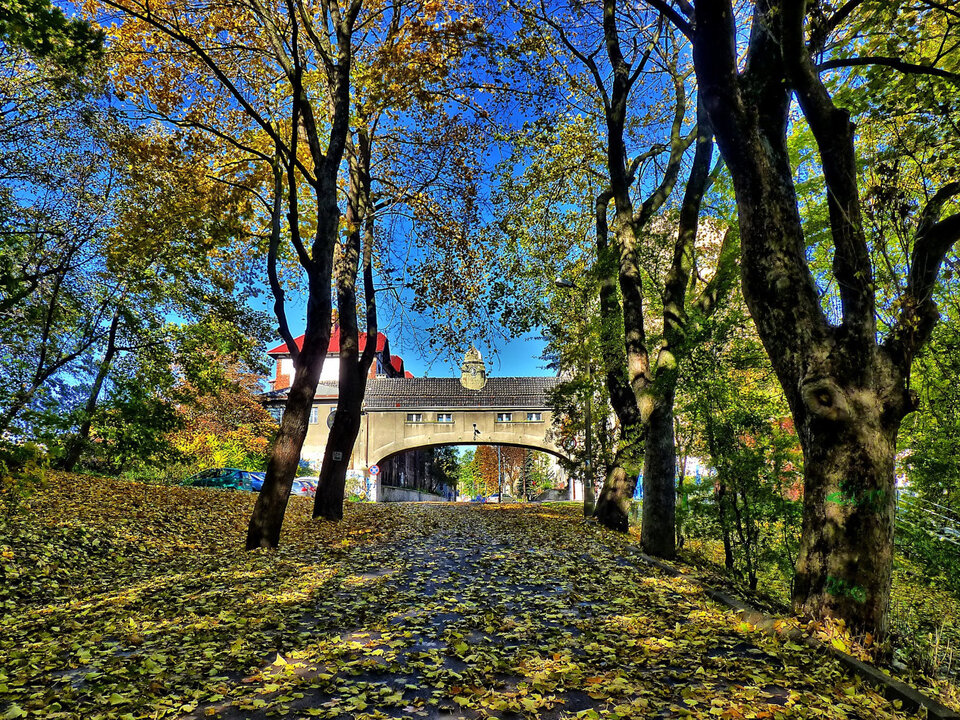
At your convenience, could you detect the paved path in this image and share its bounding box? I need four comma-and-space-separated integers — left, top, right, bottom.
196, 503, 917, 720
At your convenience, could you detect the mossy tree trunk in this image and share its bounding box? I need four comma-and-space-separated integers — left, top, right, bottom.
683, 0, 960, 635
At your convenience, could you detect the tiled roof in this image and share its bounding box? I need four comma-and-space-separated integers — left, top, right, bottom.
363, 377, 557, 409
267, 331, 387, 356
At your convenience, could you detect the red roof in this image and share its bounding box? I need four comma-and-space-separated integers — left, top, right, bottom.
390, 356, 404, 372
267, 330, 387, 357
404, 371, 414, 378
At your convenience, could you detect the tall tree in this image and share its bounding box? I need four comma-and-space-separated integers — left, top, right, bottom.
649, 0, 960, 635
312, 1, 485, 520
86, 0, 363, 547
0, 42, 116, 435
515, 1, 736, 554
54, 127, 257, 471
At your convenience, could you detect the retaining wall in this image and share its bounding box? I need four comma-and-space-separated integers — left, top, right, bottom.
380, 485, 447, 503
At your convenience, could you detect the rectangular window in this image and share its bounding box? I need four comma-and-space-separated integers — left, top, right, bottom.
526, 412, 542, 422
437, 413, 453, 423
310, 407, 319, 424
406, 413, 423, 422
269, 407, 283, 422
496, 412, 513, 422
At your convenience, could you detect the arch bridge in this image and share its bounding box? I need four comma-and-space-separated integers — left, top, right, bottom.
266, 348, 570, 500
359, 376, 567, 477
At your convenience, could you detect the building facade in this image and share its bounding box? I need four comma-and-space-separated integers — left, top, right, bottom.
263, 339, 565, 501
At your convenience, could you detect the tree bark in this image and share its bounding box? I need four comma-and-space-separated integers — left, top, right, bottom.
683, 0, 960, 636
57, 309, 122, 471
594, 462, 637, 532
641, 383, 677, 558
246, 178, 337, 549
246, 185, 336, 548
791, 371, 903, 633
247, 330, 329, 548
312, 128, 377, 521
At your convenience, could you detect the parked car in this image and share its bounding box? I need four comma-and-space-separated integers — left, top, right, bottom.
181, 468, 263, 492
291, 477, 317, 497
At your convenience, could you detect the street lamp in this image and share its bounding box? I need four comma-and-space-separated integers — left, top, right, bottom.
555, 278, 596, 518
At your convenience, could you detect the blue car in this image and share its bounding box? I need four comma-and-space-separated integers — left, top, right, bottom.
182, 468, 264, 492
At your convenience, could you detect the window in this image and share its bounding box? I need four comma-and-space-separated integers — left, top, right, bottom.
406, 413, 423, 422
526, 412, 542, 422
496, 412, 513, 422
437, 413, 453, 423
310, 407, 319, 424
269, 407, 283, 422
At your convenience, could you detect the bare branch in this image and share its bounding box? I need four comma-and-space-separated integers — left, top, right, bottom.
643, 0, 693, 39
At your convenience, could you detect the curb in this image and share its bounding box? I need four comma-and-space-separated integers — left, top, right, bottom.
631, 551, 960, 719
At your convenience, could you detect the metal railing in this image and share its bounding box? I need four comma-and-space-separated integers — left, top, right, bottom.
896, 489, 960, 551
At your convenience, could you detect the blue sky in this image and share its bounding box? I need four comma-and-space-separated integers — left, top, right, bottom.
250, 288, 555, 380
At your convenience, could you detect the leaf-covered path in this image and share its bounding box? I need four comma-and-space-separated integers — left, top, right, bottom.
0, 475, 924, 719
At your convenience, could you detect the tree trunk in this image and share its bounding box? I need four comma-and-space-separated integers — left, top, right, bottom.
246, 330, 329, 549
312, 128, 376, 521
246, 186, 336, 549
641, 385, 677, 558
688, 0, 923, 635
594, 422, 644, 532
792, 386, 901, 634
594, 463, 636, 532
312, 358, 364, 520
590, 190, 643, 531
58, 310, 121, 472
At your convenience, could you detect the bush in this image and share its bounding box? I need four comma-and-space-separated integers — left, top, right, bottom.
0, 434, 49, 513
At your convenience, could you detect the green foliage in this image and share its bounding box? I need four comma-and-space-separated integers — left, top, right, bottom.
454, 448, 478, 498
81, 375, 184, 475
902, 297, 960, 505
0, 436, 47, 513
0, 0, 103, 71
679, 302, 803, 594
894, 490, 960, 599
431, 445, 460, 494
521, 451, 554, 500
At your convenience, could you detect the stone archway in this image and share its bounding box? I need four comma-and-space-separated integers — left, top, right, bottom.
372, 440, 572, 502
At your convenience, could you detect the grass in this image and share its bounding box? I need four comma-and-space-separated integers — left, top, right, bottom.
674, 533, 960, 712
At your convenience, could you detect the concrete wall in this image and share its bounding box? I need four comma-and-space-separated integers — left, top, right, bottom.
380, 485, 450, 503
300, 401, 339, 467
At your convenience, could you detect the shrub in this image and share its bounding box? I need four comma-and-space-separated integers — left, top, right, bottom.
0, 434, 49, 513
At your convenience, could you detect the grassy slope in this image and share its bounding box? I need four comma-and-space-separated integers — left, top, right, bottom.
677, 536, 960, 711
